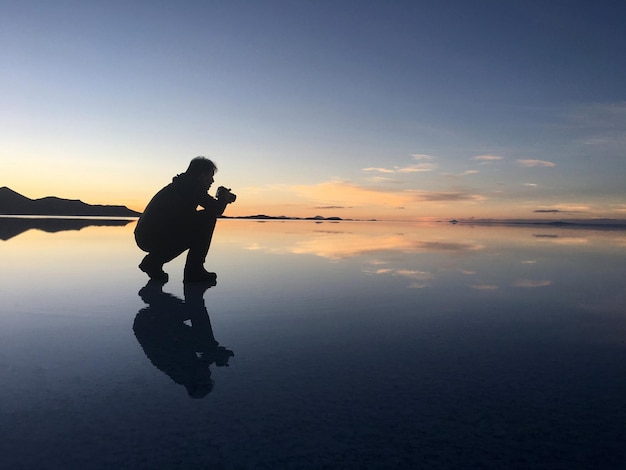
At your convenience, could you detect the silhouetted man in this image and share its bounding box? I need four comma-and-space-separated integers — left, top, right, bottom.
134, 156, 236, 283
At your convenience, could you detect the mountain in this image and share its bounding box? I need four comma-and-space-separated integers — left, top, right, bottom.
0, 187, 141, 217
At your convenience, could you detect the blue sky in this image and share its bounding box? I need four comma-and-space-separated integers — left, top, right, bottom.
2, 1, 625, 219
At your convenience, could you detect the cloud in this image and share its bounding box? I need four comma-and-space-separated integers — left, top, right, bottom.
399, 163, 437, 173
517, 159, 556, 167
362, 163, 436, 173
362, 167, 395, 173
290, 180, 413, 207
410, 154, 436, 161
535, 204, 589, 213
443, 170, 479, 177
281, 180, 488, 218
408, 190, 487, 203
564, 101, 626, 149
472, 155, 504, 162
315, 205, 349, 210
365, 176, 396, 183
524, 183, 538, 187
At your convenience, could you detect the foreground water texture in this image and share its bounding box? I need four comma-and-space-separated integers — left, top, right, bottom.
1, 218, 625, 469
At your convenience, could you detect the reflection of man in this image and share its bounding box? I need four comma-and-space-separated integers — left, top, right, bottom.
134, 156, 236, 283
133, 281, 234, 399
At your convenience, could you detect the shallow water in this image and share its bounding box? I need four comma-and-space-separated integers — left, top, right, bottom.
1, 218, 625, 469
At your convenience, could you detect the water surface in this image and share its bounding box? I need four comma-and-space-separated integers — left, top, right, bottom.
1, 218, 625, 468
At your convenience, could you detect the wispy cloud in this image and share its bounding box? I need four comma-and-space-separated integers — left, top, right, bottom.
472, 155, 504, 162
362, 163, 436, 173
524, 183, 538, 187
407, 190, 486, 203
286, 180, 488, 210
400, 163, 438, 173
367, 176, 393, 183
564, 101, 626, 149
443, 170, 479, 177
410, 154, 436, 161
362, 167, 395, 174
535, 204, 589, 213
517, 159, 556, 167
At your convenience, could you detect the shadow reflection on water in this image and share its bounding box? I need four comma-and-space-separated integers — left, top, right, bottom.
0, 216, 133, 241
133, 281, 234, 399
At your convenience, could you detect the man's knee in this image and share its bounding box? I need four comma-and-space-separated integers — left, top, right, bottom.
195, 210, 217, 225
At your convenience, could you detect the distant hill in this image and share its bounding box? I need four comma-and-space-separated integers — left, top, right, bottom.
0, 187, 140, 217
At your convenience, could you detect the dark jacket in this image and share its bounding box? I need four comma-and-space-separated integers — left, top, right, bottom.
135, 173, 227, 239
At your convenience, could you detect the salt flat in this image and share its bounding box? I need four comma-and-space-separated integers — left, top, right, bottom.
1, 219, 625, 469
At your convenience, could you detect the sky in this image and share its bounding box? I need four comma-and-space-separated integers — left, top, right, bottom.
2, 0, 625, 221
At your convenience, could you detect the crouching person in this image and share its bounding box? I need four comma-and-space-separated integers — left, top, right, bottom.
135, 156, 236, 283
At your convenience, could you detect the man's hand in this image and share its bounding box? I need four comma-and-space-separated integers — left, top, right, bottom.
216, 186, 237, 204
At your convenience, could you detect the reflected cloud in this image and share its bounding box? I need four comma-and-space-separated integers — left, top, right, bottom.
133, 281, 234, 399
364, 267, 433, 288
289, 233, 484, 260
535, 236, 589, 245
0, 216, 133, 241
614, 237, 626, 247
225, 221, 625, 295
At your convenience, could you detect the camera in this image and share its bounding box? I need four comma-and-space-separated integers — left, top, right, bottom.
216, 186, 237, 204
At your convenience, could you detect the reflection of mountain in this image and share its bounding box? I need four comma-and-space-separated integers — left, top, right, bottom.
0, 217, 132, 241
0, 187, 140, 217
133, 282, 234, 399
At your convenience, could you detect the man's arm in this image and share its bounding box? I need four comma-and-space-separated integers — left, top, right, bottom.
198, 194, 229, 216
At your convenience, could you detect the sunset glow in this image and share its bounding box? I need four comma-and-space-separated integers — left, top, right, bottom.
2, 2, 625, 221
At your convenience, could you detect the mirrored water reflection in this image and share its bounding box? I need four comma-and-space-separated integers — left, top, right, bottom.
134, 281, 234, 399
1, 219, 625, 468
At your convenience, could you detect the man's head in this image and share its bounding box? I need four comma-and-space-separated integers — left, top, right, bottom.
186, 156, 217, 190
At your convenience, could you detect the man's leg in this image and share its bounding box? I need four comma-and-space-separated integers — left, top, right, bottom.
183, 211, 217, 283
136, 229, 190, 282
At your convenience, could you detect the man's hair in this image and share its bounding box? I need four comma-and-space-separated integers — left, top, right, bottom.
186, 156, 217, 176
